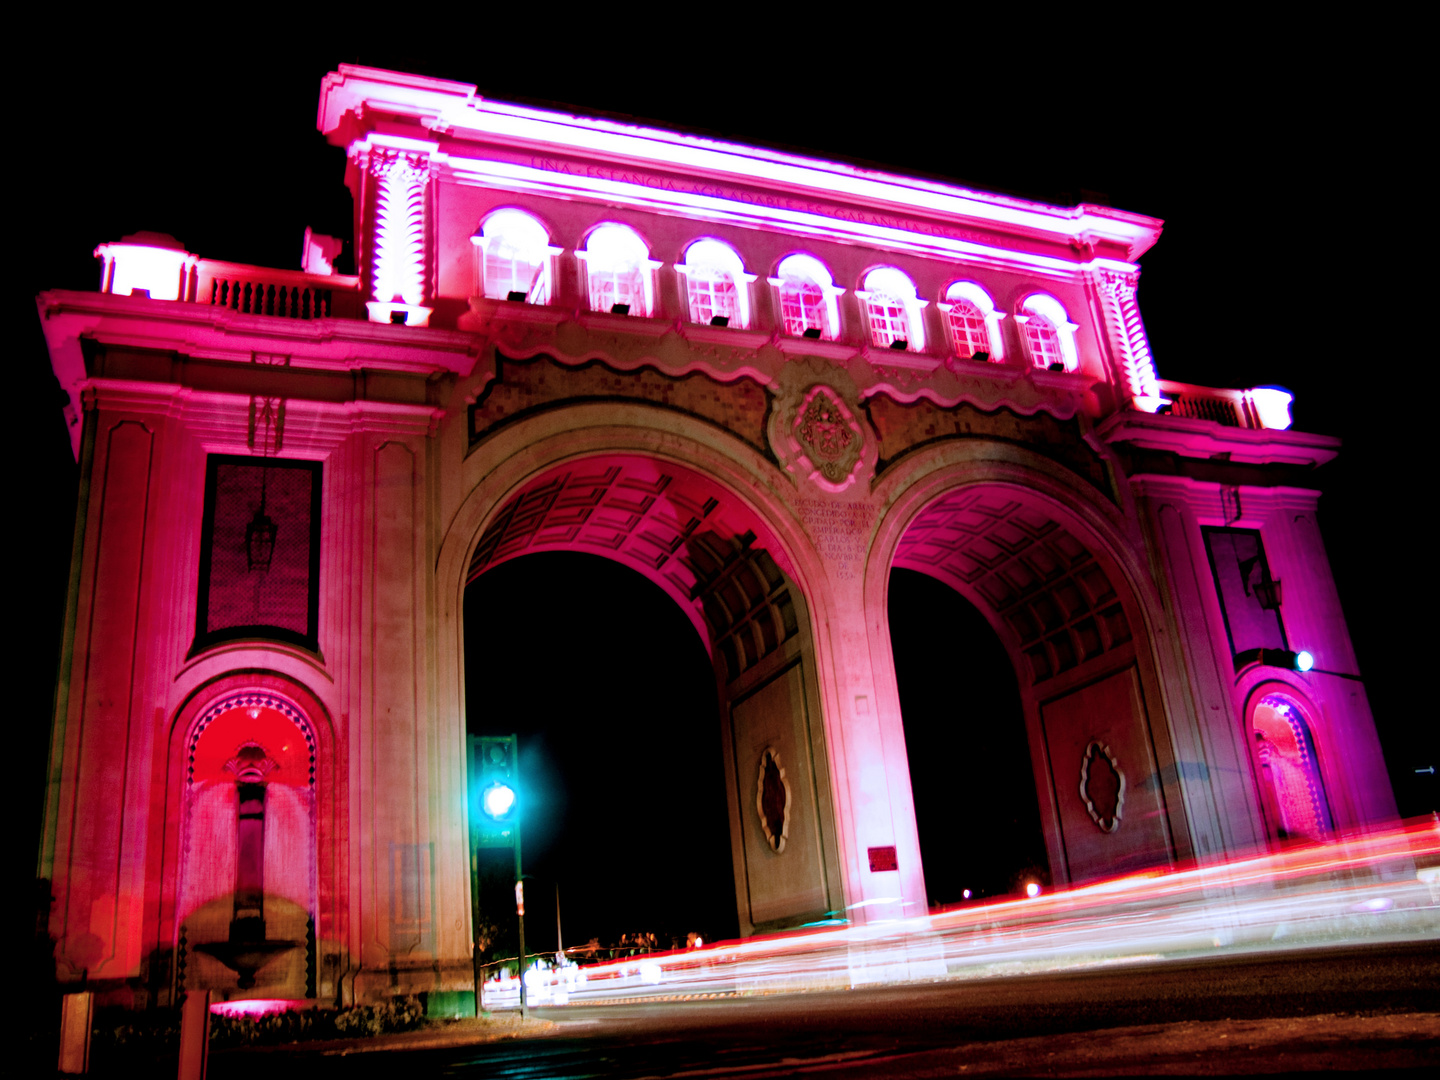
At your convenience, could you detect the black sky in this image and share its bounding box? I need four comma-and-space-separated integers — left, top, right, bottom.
17, 28, 1432, 940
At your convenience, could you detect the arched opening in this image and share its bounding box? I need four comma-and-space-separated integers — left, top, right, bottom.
465, 552, 736, 954
462, 453, 842, 946
889, 483, 1174, 892
888, 568, 1048, 903
177, 692, 317, 1000
1250, 689, 1331, 846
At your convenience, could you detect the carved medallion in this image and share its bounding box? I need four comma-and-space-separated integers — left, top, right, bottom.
796, 389, 853, 465
756, 747, 791, 853
790, 385, 865, 490
1079, 740, 1125, 833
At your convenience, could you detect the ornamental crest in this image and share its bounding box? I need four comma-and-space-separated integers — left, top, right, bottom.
1079, 739, 1125, 833
756, 747, 791, 853
790, 385, 864, 489
796, 390, 853, 465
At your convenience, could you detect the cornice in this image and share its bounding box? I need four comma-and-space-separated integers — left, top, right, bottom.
37, 290, 482, 377
84, 381, 442, 452
1096, 412, 1340, 468
320, 66, 1162, 265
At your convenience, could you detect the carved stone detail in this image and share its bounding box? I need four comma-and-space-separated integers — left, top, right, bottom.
795, 388, 854, 472
1095, 268, 1159, 404
767, 360, 875, 493
1079, 739, 1125, 833
756, 747, 791, 853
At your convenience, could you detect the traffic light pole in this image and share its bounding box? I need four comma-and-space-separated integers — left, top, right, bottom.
515, 826, 527, 1019
472, 852, 482, 1017
468, 733, 526, 1019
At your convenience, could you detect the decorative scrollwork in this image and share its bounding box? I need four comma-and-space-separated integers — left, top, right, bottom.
1079, 739, 1125, 833
756, 747, 791, 853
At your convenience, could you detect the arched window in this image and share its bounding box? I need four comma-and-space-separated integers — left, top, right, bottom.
941, 281, 1005, 361
771, 254, 843, 340
471, 209, 559, 304
858, 267, 926, 350
1016, 293, 1080, 372
578, 223, 659, 317
1250, 692, 1331, 846
676, 239, 755, 328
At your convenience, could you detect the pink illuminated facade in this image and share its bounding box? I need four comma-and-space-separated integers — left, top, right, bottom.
35, 65, 1396, 1009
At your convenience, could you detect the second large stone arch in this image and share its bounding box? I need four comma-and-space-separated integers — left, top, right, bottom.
886, 482, 1182, 888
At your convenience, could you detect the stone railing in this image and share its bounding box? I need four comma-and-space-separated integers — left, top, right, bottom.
1156, 381, 1292, 431
192, 260, 363, 320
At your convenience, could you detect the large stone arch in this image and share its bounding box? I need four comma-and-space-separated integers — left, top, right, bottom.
865, 442, 1190, 887
437, 403, 847, 935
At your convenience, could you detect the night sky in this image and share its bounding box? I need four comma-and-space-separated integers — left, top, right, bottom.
17, 29, 1430, 947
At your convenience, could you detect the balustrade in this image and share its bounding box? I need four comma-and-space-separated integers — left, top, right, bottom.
1158, 381, 1252, 428
193, 260, 363, 320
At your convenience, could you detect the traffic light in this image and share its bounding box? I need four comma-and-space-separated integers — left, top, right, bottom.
468, 734, 519, 850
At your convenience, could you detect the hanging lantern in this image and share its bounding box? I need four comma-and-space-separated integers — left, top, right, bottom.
1253, 577, 1283, 611
245, 476, 278, 571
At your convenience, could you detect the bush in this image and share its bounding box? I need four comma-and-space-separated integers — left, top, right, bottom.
208, 996, 426, 1046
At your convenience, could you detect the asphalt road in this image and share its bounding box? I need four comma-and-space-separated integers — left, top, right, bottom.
210, 941, 1440, 1078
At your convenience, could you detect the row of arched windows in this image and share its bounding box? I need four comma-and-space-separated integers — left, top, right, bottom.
472, 211, 1081, 371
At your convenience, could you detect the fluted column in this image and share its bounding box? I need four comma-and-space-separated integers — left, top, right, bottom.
1096, 269, 1161, 409
359, 147, 434, 327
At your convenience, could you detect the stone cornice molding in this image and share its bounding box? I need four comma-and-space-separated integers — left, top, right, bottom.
319, 66, 1161, 265
38, 290, 480, 375
1097, 412, 1340, 468
1128, 474, 1324, 516
39, 290, 477, 457
82, 381, 442, 454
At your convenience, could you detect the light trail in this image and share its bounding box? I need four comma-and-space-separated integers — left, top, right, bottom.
482, 817, 1440, 1009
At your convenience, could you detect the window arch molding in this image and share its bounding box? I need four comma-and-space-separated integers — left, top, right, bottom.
576, 222, 663, 317
769, 253, 845, 341
1015, 292, 1080, 372
675, 238, 757, 328
939, 281, 1005, 361
856, 266, 928, 350
470, 208, 562, 304
1244, 682, 1333, 847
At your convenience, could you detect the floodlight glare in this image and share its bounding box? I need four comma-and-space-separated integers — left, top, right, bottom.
1295, 650, 1315, 672
483, 782, 516, 819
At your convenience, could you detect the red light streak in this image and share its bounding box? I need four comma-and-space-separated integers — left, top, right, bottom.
482, 819, 1439, 1010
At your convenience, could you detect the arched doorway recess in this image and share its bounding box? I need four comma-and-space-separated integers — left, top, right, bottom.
461, 453, 844, 936
881, 481, 1180, 887
1247, 687, 1332, 847
175, 691, 318, 1000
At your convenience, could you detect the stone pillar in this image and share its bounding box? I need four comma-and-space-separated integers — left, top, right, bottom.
1130, 476, 1267, 862
1248, 490, 1397, 830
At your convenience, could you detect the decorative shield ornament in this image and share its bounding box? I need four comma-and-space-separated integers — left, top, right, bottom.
1079, 739, 1125, 833
756, 747, 791, 853
790, 384, 865, 490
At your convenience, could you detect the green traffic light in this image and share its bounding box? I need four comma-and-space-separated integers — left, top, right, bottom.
483, 781, 516, 819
